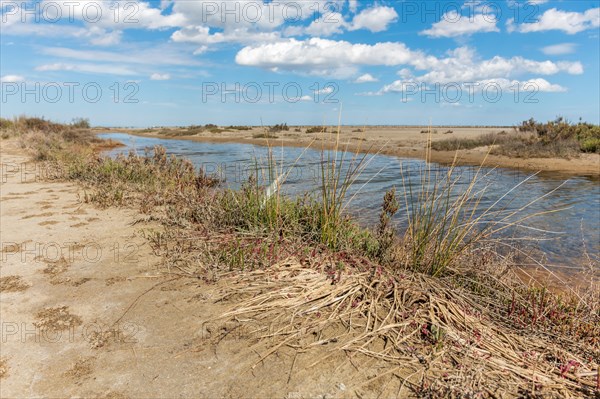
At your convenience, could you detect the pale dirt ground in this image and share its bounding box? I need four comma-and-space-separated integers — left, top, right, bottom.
0, 141, 394, 398
110, 126, 600, 177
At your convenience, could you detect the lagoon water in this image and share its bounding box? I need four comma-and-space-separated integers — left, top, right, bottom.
100, 133, 600, 272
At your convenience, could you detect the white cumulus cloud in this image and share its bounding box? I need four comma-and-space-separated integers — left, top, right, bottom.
414, 47, 583, 84
354, 73, 378, 83
522, 78, 566, 92
236, 39, 582, 82
171, 26, 283, 45
510, 7, 600, 34
282, 5, 398, 38
236, 38, 421, 73
2, 1, 186, 46
349, 6, 398, 33
421, 11, 499, 38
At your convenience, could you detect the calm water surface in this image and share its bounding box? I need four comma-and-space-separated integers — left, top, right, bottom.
100, 133, 600, 272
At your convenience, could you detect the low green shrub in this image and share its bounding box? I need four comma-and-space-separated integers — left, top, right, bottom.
580, 137, 600, 153
432, 119, 600, 158
431, 133, 508, 151
518, 117, 600, 154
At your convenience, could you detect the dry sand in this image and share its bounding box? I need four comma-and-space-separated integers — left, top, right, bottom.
0, 140, 391, 398
107, 126, 600, 177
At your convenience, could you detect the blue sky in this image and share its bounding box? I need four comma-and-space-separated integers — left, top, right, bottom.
1, 0, 599, 126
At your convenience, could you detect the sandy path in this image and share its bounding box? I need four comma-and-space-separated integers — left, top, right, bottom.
0, 141, 383, 398
108, 126, 600, 177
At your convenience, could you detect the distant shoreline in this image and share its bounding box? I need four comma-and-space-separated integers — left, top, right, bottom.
94, 125, 517, 130
95, 126, 600, 178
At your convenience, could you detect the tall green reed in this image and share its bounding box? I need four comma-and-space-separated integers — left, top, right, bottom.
400, 131, 568, 277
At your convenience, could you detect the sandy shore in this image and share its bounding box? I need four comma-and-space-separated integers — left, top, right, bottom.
0, 140, 388, 398
98, 126, 600, 178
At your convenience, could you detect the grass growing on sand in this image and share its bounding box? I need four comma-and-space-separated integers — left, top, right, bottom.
432, 118, 600, 158
3, 117, 599, 397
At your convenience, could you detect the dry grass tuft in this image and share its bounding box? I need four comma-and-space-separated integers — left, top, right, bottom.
0, 358, 8, 379
34, 306, 83, 332
211, 259, 599, 397
0, 275, 30, 293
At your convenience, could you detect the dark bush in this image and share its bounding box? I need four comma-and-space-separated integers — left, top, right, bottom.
72, 118, 90, 129
270, 123, 289, 133
306, 126, 327, 133
0, 118, 13, 130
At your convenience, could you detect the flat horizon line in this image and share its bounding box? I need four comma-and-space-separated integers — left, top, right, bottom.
93, 125, 516, 129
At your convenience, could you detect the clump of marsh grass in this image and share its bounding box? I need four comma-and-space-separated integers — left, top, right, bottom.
317, 126, 372, 249
75, 146, 221, 209
1, 116, 117, 161
216, 133, 378, 254
199, 116, 381, 253
431, 131, 511, 151
493, 137, 582, 159
398, 139, 570, 277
